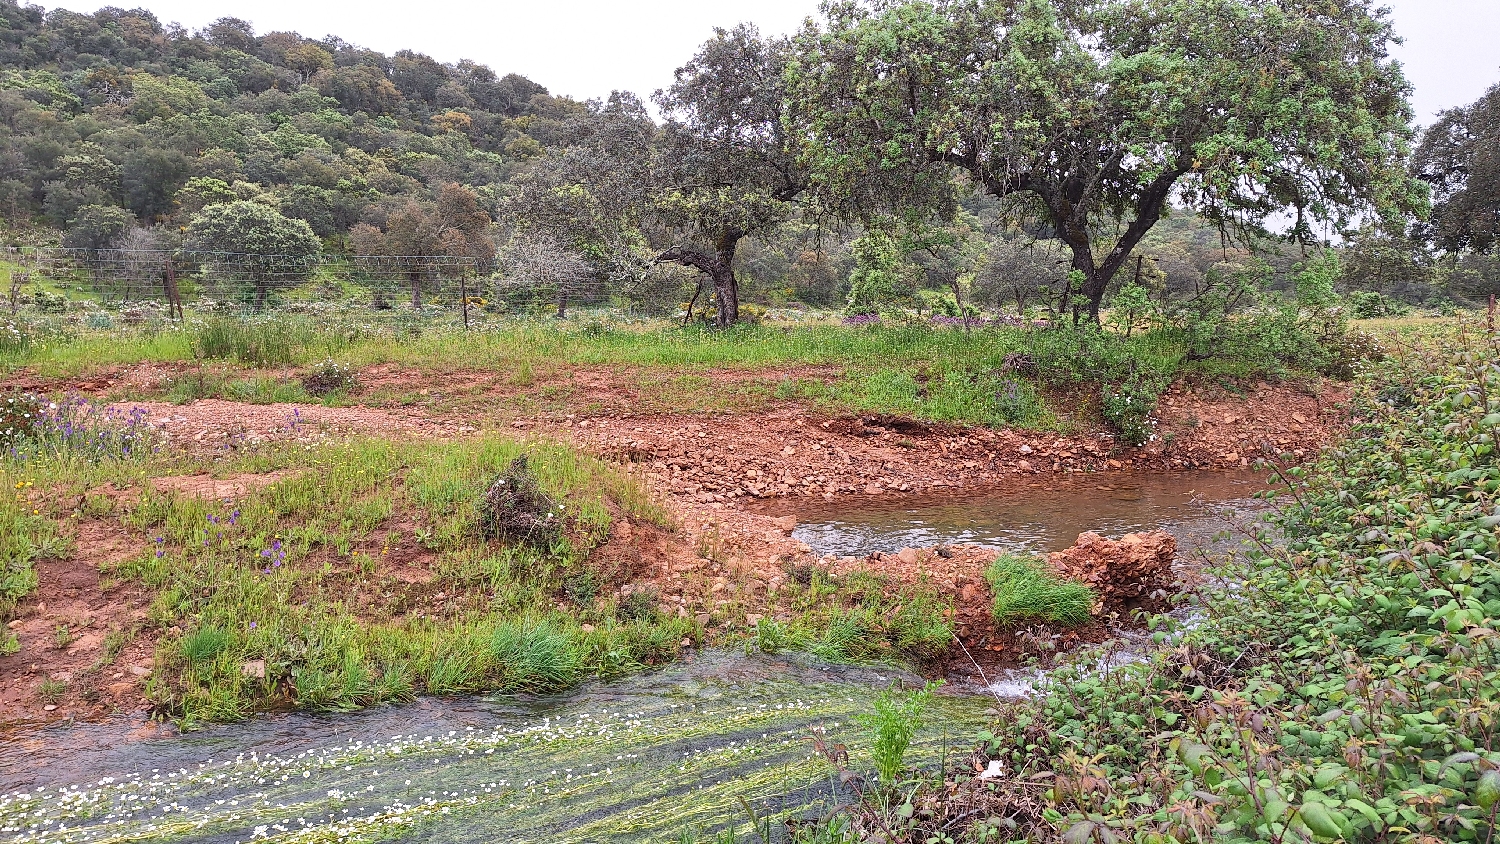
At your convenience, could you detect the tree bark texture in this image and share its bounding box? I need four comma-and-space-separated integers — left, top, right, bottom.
657, 234, 741, 327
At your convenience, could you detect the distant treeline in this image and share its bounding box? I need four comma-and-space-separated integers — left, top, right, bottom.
0, 1, 1495, 321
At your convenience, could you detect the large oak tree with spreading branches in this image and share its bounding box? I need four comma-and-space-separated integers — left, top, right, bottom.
1414, 81, 1500, 256
789, 0, 1426, 322
652, 24, 809, 326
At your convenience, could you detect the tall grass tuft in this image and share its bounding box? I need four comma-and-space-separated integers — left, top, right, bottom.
424, 637, 488, 696
984, 554, 1094, 626
489, 618, 582, 692
193, 317, 345, 366
181, 625, 230, 666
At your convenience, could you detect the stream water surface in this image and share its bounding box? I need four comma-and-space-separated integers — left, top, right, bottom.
0, 472, 1270, 844
792, 472, 1268, 558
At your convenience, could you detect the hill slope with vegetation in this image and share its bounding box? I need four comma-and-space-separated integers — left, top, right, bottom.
0, 2, 572, 253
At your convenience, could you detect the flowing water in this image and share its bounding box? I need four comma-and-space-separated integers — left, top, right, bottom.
1, 654, 980, 844
0, 472, 1269, 844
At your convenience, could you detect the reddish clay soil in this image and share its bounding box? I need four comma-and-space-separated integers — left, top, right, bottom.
2, 518, 157, 722
565, 379, 1346, 505
120, 399, 441, 452
0, 362, 1349, 726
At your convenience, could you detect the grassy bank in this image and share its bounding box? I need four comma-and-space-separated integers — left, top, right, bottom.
802, 323, 1500, 842
2, 310, 1375, 442
0, 413, 961, 726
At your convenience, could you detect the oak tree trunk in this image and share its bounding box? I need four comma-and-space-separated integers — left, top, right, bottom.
657, 234, 742, 327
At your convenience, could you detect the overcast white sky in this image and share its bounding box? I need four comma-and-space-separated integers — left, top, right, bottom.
44, 0, 1500, 126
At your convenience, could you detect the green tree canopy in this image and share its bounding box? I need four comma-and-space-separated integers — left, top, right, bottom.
184, 200, 321, 308
62, 203, 132, 250
1414, 81, 1500, 255
790, 0, 1426, 322
651, 24, 808, 326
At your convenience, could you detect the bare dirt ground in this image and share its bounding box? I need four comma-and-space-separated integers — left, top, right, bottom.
124, 399, 443, 451
563, 379, 1345, 505
0, 362, 1349, 725
2, 518, 156, 721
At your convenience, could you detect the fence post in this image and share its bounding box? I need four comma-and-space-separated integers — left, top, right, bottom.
460, 273, 470, 330
9, 249, 27, 317
164, 256, 183, 321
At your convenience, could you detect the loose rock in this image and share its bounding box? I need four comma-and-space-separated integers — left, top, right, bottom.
1048, 530, 1177, 606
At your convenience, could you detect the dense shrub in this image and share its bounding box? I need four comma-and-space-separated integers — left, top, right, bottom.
478, 455, 564, 545
1025, 326, 1176, 443
300, 359, 358, 397
1345, 290, 1409, 319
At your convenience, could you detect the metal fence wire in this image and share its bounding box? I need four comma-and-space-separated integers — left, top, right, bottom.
0, 248, 616, 321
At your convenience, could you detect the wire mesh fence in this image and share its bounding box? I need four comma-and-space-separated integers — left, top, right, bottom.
0, 248, 618, 325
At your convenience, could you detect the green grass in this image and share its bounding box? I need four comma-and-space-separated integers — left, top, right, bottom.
181, 624, 230, 665
164, 372, 312, 404
0, 308, 1359, 439
0, 430, 681, 725
750, 568, 955, 666
4, 312, 1175, 377
487, 617, 584, 691
983, 554, 1094, 626
0, 479, 71, 621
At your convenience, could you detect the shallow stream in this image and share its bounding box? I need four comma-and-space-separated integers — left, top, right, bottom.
792, 472, 1268, 558
0, 472, 1270, 843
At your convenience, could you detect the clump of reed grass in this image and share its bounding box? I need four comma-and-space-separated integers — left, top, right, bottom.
488, 618, 582, 692
984, 554, 1094, 626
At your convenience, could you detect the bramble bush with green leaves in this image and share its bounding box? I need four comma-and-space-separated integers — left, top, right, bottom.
799, 322, 1499, 842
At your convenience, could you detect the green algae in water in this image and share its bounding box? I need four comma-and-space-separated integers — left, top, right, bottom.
0, 652, 989, 843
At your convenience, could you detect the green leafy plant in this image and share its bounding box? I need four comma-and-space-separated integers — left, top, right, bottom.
859, 682, 936, 784
38, 677, 66, 703
1099, 366, 1168, 447
562, 569, 599, 606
